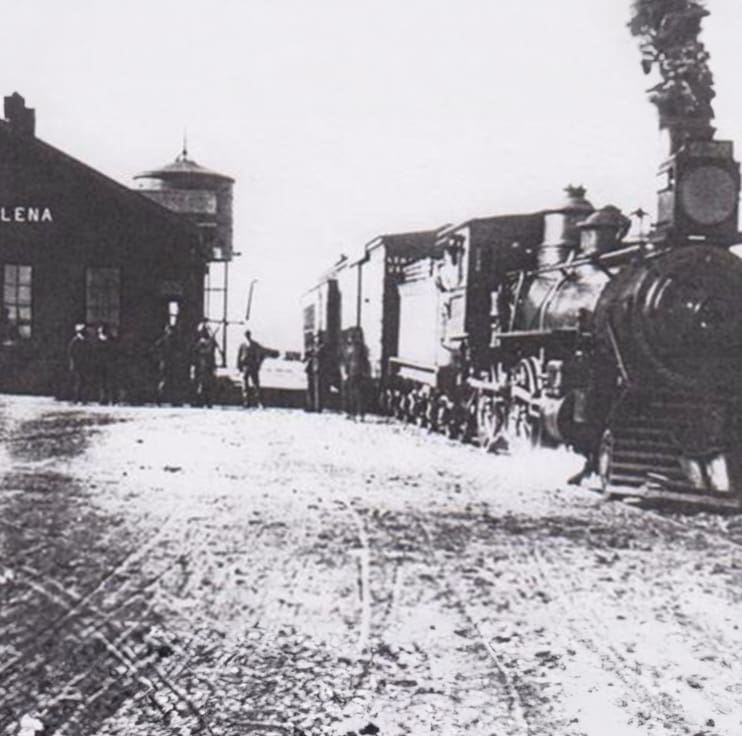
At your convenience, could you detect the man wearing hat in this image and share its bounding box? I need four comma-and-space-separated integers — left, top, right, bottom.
67, 323, 91, 402
191, 322, 219, 408
236, 329, 278, 408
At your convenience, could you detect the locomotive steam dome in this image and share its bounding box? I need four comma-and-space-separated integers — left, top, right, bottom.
594, 245, 742, 393
578, 205, 631, 255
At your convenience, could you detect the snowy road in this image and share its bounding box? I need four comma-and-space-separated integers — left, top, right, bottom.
1, 396, 741, 735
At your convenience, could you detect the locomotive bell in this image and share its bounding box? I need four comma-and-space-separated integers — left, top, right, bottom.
539, 185, 594, 266
655, 139, 741, 245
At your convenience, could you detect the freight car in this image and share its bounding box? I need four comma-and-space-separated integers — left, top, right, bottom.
386, 140, 742, 508
385, 212, 544, 432
301, 229, 440, 407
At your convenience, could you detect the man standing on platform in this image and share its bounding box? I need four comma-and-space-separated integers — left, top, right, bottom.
304, 332, 328, 412
191, 322, 218, 408
153, 323, 184, 405
237, 329, 278, 408
67, 323, 91, 403
92, 323, 114, 405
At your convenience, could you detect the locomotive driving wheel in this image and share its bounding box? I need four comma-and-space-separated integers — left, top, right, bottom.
475, 364, 509, 452
505, 356, 543, 452
412, 390, 428, 427
425, 391, 440, 431
476, 392, 506, 452
379, 387, 393, 415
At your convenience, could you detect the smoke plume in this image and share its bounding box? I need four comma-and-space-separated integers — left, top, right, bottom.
628, 0, 715, 150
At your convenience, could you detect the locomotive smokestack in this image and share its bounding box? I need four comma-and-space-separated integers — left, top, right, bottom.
539, 186, 594, 266
628, 0, 715, 154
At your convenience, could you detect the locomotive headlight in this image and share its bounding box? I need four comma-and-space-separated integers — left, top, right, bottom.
679, 165, 738, 225
656, 142, 740, 243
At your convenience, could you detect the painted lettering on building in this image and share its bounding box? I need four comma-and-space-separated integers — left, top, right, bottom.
0, 207, 53, 223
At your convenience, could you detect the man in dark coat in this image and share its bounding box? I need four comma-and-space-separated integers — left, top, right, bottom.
304, 333, 328, 412
341, 327, 370, 421
91, 324, 115, 405
153, 323, 183, 406
191, 322, 218, 408
67, 323, 91, 403
236, 329, 278, 408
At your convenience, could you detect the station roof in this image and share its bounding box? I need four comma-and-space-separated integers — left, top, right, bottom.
0, 119, 202, 238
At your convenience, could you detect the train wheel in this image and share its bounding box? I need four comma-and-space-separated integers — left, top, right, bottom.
476, 392, 506, 452
507, 402, 538, 450
425, 394, 439, 432
449, 411, 469, 441
434, 395, 451, 434
403, 391, 415, 423
462, 400, 479, 444
413, 392, 428, 427
505, 357, 542, 452
379, 387, 391, 415
436, 398, 454, 437
394, 390, 407, 420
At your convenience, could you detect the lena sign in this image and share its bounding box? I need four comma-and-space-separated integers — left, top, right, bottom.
0, 206, 53, 223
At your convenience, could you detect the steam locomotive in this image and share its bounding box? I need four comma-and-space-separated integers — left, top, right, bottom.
303, 139, 742, 508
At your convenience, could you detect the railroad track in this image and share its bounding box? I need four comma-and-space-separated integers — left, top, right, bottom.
526, 542, 691, 730
463, 507, 742, 732
336, 497, 532, 735
414, 518, 532, 736
335, 500, 448, 733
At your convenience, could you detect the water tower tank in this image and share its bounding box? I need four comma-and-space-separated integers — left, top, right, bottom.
134, 146, 234, 261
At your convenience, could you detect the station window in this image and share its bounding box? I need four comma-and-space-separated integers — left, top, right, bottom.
86, 267, 120, 328
3, 264, 32, 341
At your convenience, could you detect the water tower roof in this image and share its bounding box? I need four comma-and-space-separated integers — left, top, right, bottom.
135, 147, 233, 183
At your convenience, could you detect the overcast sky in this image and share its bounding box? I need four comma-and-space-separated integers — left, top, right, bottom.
3, 0, 742, 350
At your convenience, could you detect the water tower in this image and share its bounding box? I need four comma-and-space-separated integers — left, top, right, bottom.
134, 144, 235, 360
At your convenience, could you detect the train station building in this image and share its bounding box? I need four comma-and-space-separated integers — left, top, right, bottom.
0, 92, 207, 398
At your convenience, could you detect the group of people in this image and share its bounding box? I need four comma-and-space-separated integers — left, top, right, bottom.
66, 320, 375, 414
67, 321, 277, 408
67, 323, 117, 404
154, 323, 276, 408
304, 327, 370, 420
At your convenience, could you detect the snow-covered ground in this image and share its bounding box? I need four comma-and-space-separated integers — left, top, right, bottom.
1, 396, 741, 736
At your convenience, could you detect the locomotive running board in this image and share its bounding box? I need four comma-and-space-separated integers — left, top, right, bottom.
389, 357, 438, 386
601, 483, 742, 511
